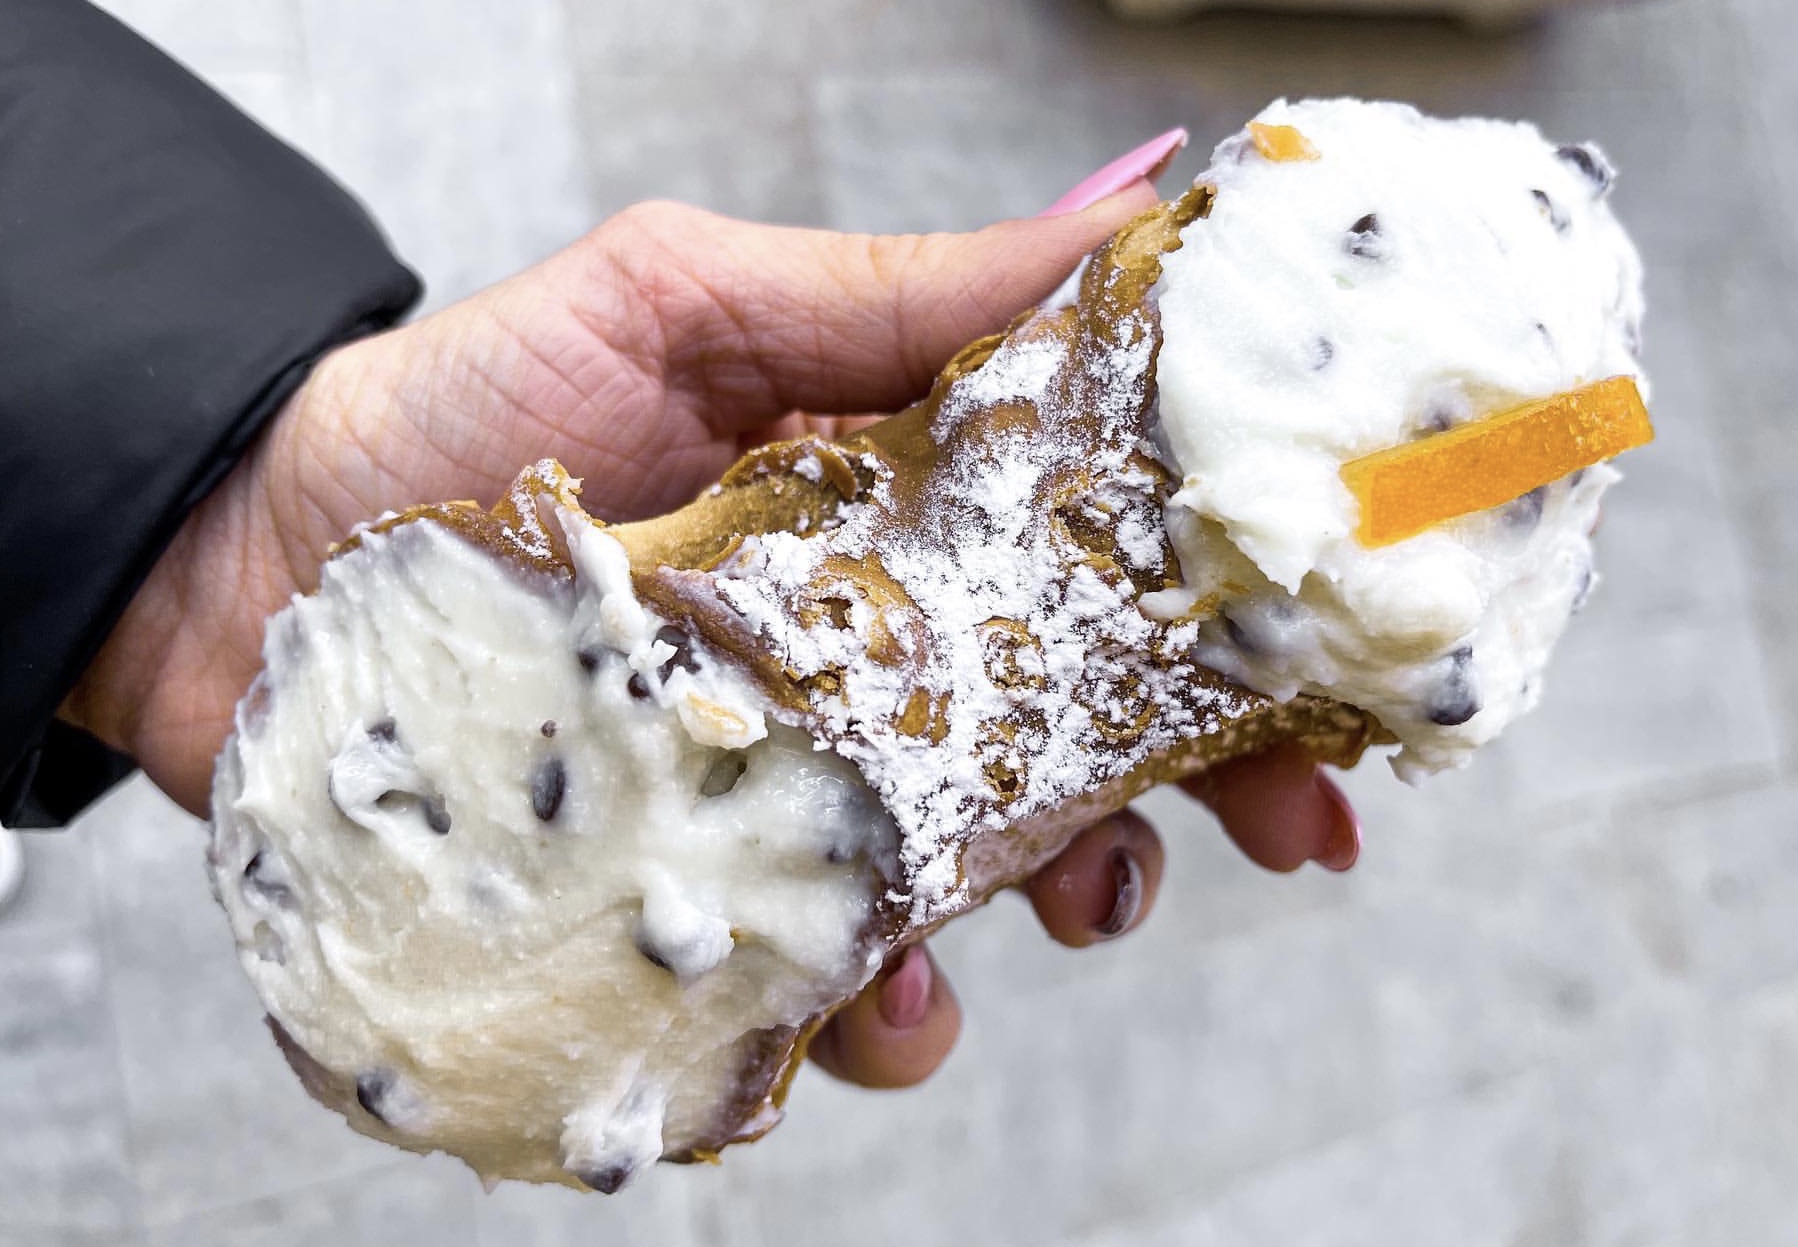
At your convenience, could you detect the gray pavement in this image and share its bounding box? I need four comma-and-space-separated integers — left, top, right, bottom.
3, 0, 1795, 1242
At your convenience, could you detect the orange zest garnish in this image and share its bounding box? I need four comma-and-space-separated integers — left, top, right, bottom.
1341, 376, 1654, 548
1248, 122, 1320, 163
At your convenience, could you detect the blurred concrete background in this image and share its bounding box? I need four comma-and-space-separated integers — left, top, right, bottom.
4, 0, 1796, 1242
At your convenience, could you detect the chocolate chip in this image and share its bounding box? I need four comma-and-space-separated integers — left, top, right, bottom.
654, 624, 701, 681
1555, 142, 1614, 197
698, 751, 748, 798
241, 675, 273, 740
1425, 647, 1482, 727
531, 757, 567, 822
1572, 565, 1596, 614
271, 611, 309, 668
1223, 612, 1256, 653
576, 647, 601, 674
571, 1162, 634, 1195
1344, 212, 1386, 259
1504, 486, 1547, 533
356, 1070, 396, 1126
1428, 697, 1481, 728
633, 910, 730, 980
626, 673, 652, 701
368, 786, 451, 835
243, 850, 296, 908
329, 728, 445, 835
540, 720, 558, 738
633, 925, 674, 973
1312, 337, 1336, 370
1531, 188, 1570, 234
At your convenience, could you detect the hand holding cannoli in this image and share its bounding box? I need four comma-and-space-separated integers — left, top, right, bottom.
127, 99, 1652, 1193
59, 140, 1358, 1168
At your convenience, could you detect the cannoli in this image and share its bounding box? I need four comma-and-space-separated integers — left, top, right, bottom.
208, 99, 1650, 1191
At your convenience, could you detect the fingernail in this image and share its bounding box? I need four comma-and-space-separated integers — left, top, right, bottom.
1040, 127, 1189, 218
878, 946, 932, 1030
1096, 848, 1144, 938
1314, 771, 1361, 872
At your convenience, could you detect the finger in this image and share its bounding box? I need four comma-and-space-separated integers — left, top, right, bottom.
1022, 808, 1165, 948
807, 944, 961, 1089
579, 180, 1167, 428
802, 413, 884, 439
745, 410, 818, 447
1181, 745, 1361, 874
735, 410, 885, 454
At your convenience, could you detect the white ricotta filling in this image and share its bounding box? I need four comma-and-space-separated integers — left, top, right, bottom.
209, 511, 896, 1190
1147, 98, 1647, 778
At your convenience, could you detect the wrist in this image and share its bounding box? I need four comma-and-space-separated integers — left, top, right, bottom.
61, 340, 387, 811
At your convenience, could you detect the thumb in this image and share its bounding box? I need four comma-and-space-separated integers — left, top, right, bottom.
570, 182, 1166, 429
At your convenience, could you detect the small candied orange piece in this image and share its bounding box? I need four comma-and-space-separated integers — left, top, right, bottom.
1341, 376, 1653, 547
1248, 122, 1321, 163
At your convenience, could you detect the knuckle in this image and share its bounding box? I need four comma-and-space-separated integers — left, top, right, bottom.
850, 231, 962, 388
855, 231, 930, 290
599, 198, 697, 246
595, 200, 743, 313
582, 201, 706, 293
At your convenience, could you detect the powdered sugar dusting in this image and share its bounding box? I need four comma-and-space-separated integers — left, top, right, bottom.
932, 338, 1068, 441
710, 257, 1259, 925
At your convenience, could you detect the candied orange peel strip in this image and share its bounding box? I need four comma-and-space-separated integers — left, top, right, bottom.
1341, 376, 1653, 548
1248, 122, 1321, 163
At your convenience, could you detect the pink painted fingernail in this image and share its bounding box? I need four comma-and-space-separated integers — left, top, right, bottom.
1096, 847, 1144, 939
1040, 127, 1189, 217
1314, 771, 1361, 872
878, 946, 932, 1030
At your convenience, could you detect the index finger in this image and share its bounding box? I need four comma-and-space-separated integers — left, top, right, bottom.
575, 187, 1163, 433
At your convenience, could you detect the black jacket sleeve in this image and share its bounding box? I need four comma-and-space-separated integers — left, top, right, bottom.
1, 0, 423, 827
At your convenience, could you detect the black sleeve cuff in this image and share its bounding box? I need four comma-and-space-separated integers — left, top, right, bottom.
3, 722, 138, 830
0, 0, 424, 827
